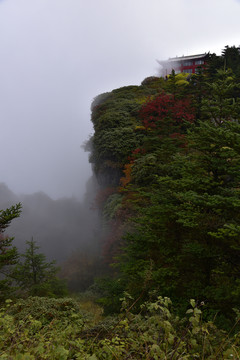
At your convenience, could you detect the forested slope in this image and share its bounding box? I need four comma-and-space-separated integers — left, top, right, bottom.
2, 46, 240, 359
90, 46, 240, 325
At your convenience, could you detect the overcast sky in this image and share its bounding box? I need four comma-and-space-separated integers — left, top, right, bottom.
0, 0, 240, 199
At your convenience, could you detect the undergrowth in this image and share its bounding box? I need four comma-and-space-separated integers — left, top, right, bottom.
0, 295, 239, 359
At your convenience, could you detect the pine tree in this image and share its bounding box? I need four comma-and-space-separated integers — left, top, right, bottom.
171, 119, 240, 311
0, 203, 21, 301
120, 119, 240, 318
222, 45, 240, 77
201, 69, 240, 124
14, 238, 67, 297
118, 72, 240, 318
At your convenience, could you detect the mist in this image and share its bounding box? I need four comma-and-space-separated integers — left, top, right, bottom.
1, 0, 240, 289
0, 180, 100, 264
1, 0, 240, 199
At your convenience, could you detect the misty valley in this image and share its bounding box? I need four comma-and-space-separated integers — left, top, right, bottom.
2, 46, 240, 358
0, 175, 104, 291
0, 181, 99, 262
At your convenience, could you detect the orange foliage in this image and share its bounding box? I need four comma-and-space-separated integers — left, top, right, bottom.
120, 163, 133, 188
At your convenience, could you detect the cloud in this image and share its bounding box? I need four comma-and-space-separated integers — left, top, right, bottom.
0, 0, 239, 198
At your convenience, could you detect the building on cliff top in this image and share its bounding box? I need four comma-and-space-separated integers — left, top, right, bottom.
158, 53, 209, 77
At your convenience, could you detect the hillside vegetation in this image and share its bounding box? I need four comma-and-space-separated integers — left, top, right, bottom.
89, 46, 240, 325
1, 46, 240, 358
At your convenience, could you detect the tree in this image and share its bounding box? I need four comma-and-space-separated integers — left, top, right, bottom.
139, 91, 195, 131
113, 72, 240, 321
14, 238, 67, 297
89, 47, 240, 321
117, 120, 240, 320
205, 53, 224, 80
201, 69, 240, 124
222, 45, 240, 77
129, 91, 195, 187
0, 203, 21, 301
174, 120, 240, 310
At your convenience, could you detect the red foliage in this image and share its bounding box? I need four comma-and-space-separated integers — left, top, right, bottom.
139, 92, 195, 131
132, 147, 146, 156
127, 148, 146, 163
132, 148, 141, 155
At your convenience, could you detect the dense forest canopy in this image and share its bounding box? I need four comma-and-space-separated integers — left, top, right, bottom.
89, 46, 240, 324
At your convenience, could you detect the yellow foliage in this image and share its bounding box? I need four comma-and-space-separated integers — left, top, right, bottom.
175, 73, 189, 81
175, 73, 189, 86
135, 95, 154, 104
135, 126, 146, 131
175, 79, 189, 86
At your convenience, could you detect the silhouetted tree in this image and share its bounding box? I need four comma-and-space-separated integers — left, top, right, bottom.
0, 203, 21, 301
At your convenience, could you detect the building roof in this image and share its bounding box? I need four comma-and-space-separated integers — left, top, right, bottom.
158, 53, 208, 65
168, 53, 208, 62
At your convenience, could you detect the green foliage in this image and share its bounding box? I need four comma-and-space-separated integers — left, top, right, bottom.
8, 296, 82, 324
93, 126, 138, 162
0, 203, 22, 233
206, 46, 240, 82
13, 239, 67, 297
91, 91, 111, 111
90, 82, 165, 185
118, 118, 240, 322
0, 297, 84, 359
89, 45, 240, 330
95, 277, 125, 314
201, 69, 240, 124
0, 203, 21, 301
165, 71, 190, 95
140, 76, 165, 90
222, 45, 240, 77
0, 295, 240, 359
131, 153, 159, 185
103, 193, 123, 221
94, 110, 133, 132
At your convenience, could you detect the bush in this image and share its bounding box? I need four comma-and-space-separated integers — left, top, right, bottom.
9, 296, 82, 325
0, 296, 240, 359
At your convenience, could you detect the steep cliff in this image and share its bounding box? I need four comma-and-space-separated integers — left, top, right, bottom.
89, 61, 240, 322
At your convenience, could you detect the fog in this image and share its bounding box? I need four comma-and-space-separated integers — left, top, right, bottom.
0, 180, 100, 263
0, 0, 240, 199
0, 1, 240, 280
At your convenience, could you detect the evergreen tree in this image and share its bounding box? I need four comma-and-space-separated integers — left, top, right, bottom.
119, 119, 240, 319
170, 120, 240, 313
90, 47, 240, 321
201, 69, 240, 124
117, 72, 240, 319
14, 238, 67, 297
222, 45, 240, 77
0, 203, 21, 301
206, 53, 224, 80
